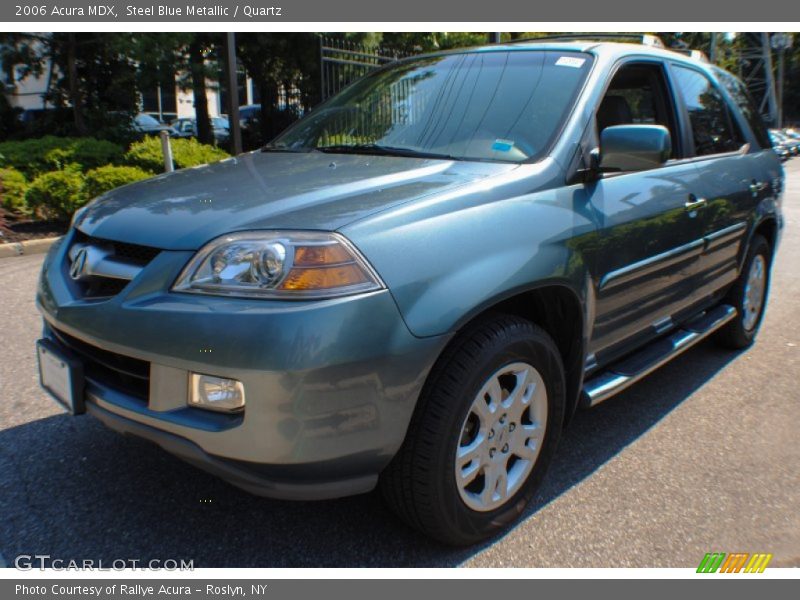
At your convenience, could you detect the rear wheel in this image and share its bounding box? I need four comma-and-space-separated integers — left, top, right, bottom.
380, 314, 565, 545
716, 234, 771, 349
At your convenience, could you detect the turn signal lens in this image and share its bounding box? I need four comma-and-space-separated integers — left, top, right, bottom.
293, 244, 353, 266
279, 264, 371, 291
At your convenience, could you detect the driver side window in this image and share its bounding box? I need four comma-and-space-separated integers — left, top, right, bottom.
597, 62, 680, 159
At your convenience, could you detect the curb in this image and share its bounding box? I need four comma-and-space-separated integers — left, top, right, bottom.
0, 236, 61, 259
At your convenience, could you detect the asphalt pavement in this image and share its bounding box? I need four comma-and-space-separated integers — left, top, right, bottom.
1, 162, 799, 568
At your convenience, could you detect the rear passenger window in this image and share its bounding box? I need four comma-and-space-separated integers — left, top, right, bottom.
672, 65, 744, 156
714, 69, 772, 150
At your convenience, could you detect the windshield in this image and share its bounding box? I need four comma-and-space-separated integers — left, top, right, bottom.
212, 117, 229, 128
271, 50, 593, 162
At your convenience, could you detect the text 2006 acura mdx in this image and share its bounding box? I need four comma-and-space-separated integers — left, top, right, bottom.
37, 37, 784, 544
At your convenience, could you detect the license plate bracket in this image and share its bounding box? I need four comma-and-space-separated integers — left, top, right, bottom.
36, 338, 85, 415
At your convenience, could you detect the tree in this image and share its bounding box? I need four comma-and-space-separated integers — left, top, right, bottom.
130, 32, 219, 145
236, 33, 320, 144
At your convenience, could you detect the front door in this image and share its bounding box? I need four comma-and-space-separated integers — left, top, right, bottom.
586, 61, 707, 361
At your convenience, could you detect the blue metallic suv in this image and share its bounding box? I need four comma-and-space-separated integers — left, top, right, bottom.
36, 36, 784, 544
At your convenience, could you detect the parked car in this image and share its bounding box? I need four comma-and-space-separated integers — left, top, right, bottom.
36, 38, 784, 545
131, 112, 177, 137
770, 129, 800, 156
769, 131, 792, 162
172, 116, 230, 143
143, 111, 178, 125
237, 103, 261, 129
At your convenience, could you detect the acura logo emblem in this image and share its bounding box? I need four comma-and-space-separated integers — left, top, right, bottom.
69, 247, 89, 281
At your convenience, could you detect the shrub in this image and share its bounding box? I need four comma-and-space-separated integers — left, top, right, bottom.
0, 136, 124, 178
46, 137, 124, 172
25, 169, 86, 221
124, 136, 230, 173
0, 168, 29, 214
83, 165, 152, 200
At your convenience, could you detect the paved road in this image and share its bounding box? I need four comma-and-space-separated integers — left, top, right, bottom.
2, 162, 799, 569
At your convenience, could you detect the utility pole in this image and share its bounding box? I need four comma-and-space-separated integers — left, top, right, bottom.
760, 33, 779, 127
771, 33, 793, 129
709, 32, 718, 64
224, 32, 243, 155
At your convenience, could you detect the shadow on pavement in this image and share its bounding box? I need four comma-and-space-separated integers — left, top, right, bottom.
0, 339, 741, 567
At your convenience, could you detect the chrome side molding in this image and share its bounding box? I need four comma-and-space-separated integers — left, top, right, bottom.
581, 304, 737, 407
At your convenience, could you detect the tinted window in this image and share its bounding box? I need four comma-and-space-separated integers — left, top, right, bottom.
672, 66, 744, 156
598, 63, 679, 158
714, 68, 771, 150
273, 51, 593, 162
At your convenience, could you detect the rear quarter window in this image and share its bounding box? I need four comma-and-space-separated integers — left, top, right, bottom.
714, 68, 772, 150
671, 65, 745, 156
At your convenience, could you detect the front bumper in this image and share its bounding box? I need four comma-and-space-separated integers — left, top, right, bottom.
37, 230, 449, 499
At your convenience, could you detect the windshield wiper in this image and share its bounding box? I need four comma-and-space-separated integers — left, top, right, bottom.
315, 144, 457, 160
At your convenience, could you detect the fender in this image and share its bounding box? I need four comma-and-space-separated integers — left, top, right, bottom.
342, 159, 596, 339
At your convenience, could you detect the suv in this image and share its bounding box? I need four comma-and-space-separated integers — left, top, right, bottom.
36, 38, 784, 545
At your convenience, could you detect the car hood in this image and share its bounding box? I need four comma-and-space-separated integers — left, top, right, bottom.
75, 150, 517, 250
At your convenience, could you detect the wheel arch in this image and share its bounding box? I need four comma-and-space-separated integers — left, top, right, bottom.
436, 281, 589, 427
751, 216, 779, 260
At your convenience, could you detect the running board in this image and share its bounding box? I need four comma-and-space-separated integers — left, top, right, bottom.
581, 304, 737, 407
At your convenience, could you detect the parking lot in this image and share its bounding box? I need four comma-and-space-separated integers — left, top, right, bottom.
1, 160, 799, 569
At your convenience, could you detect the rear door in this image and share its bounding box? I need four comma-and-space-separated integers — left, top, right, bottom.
668, 63, 761, 299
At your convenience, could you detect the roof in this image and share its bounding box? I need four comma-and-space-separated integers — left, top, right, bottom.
416, 36, 711, 68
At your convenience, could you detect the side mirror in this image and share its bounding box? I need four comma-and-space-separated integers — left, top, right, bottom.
599, 125, 672, 172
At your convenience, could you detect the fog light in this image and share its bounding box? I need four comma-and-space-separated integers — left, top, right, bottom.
189, 373, 245, 412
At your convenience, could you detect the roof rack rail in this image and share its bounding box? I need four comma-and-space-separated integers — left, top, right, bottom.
669, 48, 709, 62
507, 33, 666, 48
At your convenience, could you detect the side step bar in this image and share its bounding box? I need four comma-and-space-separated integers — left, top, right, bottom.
581, 304, 737, 407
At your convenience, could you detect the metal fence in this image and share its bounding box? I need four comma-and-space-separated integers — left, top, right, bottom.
319, 36, 406, 101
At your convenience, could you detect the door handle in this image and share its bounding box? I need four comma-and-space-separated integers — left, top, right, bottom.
749, 180, 768, 196
685, 196, 707, 212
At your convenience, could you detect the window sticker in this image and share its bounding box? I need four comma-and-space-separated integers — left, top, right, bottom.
555, 56, 586, 69
491, 139, 515, 152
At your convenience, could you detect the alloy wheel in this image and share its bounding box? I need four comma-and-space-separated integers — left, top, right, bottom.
454, 362, 548, 512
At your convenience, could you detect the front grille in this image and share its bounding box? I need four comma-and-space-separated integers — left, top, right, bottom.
51, 327, 150, 401
68, 231, 161, 299
102, 238, 162, 265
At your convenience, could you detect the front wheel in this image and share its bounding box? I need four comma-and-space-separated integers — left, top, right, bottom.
715, 234, 771, 349
380, 315, 565, 545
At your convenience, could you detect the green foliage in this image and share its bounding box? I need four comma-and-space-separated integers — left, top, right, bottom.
0, 167, 29, 214
24, 169, 86, 221
124, 136, 230, 173
0, 136, 124, 178
83, 165, 151, 200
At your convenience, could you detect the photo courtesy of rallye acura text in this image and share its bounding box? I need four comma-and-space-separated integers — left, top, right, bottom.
36, 35, 783, 545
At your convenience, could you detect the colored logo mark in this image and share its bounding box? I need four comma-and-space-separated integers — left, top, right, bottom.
697, 552, 773, 573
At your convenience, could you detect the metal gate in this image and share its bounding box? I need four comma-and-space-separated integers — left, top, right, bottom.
319, 36, 405, 101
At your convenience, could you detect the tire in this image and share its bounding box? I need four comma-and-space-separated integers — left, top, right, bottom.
715, 234, 771, 350
380, 314, 566, 545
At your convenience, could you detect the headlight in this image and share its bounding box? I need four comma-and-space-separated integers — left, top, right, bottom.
172, 231, 384, 299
